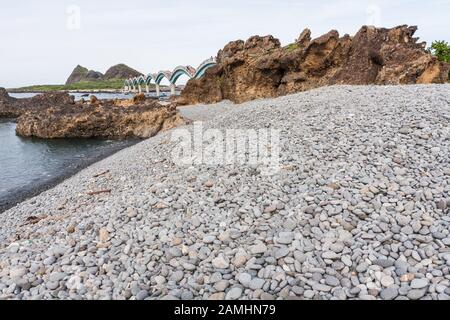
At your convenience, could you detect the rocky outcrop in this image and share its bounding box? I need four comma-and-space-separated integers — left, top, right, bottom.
0, 89, 184, 139
0, 87, 14, 102
0, 88, 20, 118
85, 70, 104, 81
66, 65, 103, 84
15, 94, 184, 139
180, 25, 450, 104
66, 65, 88, 84
103, 64, 143, 80
0, 90, 77, 118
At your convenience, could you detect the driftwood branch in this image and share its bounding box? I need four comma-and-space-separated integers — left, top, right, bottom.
93, 170, 110, 178
87, 189, 112, 196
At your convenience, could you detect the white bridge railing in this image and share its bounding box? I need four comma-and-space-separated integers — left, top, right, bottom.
123, 57, 217, 96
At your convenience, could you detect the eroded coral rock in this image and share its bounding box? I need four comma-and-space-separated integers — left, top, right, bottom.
0, 90, 185, 139
180, 25, 450, 104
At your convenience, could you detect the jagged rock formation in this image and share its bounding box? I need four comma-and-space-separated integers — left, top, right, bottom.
85, 70, 104, 81
180, 25, 450, 104
65, 65, 104, 84
66, 65, 89, 84
0, 88, 13, 101
1, 89, 76, 118
65, 64, 142, 85
103, 64, 143, 80
15, 94, 184, 139
0, 88, 19, 117
0, 89, 184, 139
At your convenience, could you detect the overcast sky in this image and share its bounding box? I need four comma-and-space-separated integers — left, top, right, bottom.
1, 0, 449, 88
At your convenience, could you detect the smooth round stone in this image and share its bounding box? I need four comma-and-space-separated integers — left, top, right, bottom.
181, 291, 194, 300
373, 259, 395, 268
277, 232, 294, 244
292, 286, 304, 296
214, 280, 229, 291
341, 256, 352, 267
203, 235, 216, 244
154, 276, 166, 285
275, 247, 290, 259
322, 251, 340, 260
380, 287, 398, 300
325, 275, 340, 287
209, 293, 225, 300
43, 256, 57, 266
212, 256, 230, 269
209, 272, 223, 284
170, 271, 184, 283
45, 281, 60, 290
303, 290, 315, 299
381, 275, 395, 287
49, 272, 67, 282
356, 262, 369, 273
330, 243, 344, 253
437, 200, 447, 210
249, 278, 265, 290
407, 289, 427, 300
136, 290, 149, 300
168, 248, 182, 257
9, 267, 27, 278
250, 244, 267, 255
410, 278, 429, 289
312, 283, 332, 292
233, 255, 247, 268
238, 273, 252, 287
225, 287, 243, 300
260, 293, 275, 300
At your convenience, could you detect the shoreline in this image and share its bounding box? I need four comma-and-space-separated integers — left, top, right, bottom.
6, 86, 177, 94
0, 138, 142, 214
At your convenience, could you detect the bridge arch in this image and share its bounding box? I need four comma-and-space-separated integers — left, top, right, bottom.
122, 57, 218, 95
145, 74, 154, 85
137, 75, 146, 85
154, 71, 172, 85
194, 58, 217, 79
170, 66, 195, 84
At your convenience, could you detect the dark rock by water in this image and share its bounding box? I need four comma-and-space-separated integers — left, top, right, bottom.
0, 90, 74, 118
0, 89, 185, 139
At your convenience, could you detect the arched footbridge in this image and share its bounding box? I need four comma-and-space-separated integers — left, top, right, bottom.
123, 57, 217, 97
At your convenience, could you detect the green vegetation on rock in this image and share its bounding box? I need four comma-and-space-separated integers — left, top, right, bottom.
284, 43, 300, 52
12, 79, 150, 92
429, 40, 450, 63
429, 40, 450, 80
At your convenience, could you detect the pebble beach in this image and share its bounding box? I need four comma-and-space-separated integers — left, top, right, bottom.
1, 84, 450, 300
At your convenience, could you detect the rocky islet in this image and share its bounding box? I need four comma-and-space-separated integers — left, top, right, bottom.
65, 64, 143, 85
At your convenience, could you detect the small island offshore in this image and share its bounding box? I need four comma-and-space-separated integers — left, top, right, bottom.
9, 63, 143, 93
1, 0, 450, 308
